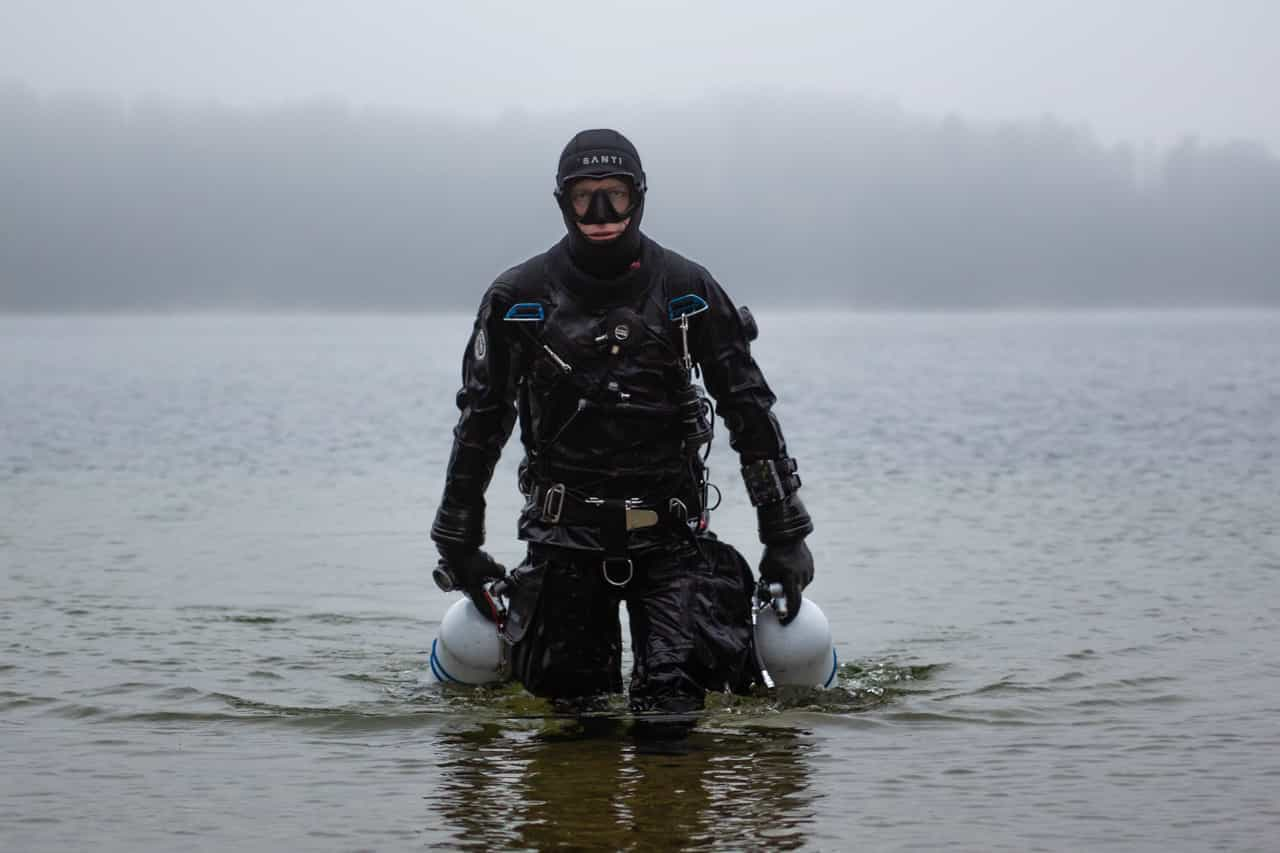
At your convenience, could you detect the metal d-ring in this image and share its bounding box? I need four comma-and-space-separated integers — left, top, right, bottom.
668, 497, 688, 522
601, 558, 634, 588
704, 482, 722, 512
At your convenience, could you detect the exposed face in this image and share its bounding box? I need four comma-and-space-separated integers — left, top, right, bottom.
567, 177, 633, 242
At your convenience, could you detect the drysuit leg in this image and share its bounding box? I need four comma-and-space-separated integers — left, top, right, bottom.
507, 549, 624, 709
626, 549, 705, 716
626, 538, 759, 718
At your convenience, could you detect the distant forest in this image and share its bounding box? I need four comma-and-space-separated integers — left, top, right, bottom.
2, 82, 1277, 310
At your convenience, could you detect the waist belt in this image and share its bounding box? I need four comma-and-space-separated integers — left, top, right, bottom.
529, 482, 697, 552
528, 482, 708, 587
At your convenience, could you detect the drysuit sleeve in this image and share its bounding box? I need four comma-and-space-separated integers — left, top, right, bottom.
430, 280, 520, 550
691, 270, 814, 545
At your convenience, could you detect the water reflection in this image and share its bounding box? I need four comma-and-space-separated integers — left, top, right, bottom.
428, 720, 816, 851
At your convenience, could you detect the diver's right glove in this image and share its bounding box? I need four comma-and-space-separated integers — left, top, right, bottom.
746, 459, 816, 627
758, 539, 814, 626
434, 545, 507, 623
743, 459, 813, 542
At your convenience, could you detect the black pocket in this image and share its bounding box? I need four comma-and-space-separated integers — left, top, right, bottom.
500, 558, 547, 646
690, 536, 759, 691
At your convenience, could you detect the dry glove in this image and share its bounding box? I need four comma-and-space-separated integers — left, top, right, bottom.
758, 539, 814, 626
435, 546, 507, 622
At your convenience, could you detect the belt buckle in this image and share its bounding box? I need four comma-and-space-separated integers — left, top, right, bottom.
541, 483, 565, 523
623, 497, 658, 531
625, 507, 659, 531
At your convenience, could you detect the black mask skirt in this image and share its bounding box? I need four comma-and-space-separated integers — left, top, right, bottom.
557, 186, 645, 279
553, 129, 648, 279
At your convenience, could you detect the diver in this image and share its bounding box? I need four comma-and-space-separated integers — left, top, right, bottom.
431, 128, 816, 722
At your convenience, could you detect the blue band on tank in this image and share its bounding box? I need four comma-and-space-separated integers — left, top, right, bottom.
823, 649, 838, 689
429, 639, 445, 682
430, 638, 463, 684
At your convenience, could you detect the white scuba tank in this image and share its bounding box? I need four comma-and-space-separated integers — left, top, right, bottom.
429, 597, 506, 686
754, 596, 838, 688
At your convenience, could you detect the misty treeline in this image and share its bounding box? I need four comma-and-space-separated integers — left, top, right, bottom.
2, 82, 1277, 310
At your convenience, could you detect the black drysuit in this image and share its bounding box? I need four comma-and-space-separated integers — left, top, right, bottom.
432, 233, 812, 712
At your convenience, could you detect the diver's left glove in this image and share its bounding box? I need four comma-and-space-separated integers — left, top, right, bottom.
431, 499, 501, 617
435, 545, 507, 623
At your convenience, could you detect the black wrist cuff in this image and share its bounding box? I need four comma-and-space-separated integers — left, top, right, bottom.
756, 493, 814, 545
741, 457, 802, 507
431, 500, 485, 550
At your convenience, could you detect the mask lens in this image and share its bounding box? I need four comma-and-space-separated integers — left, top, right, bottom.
570, 188, 594, 216
567, 183, 632, 218
606, 187, 631, 214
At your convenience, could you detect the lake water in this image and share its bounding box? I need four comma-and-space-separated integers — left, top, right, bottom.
2, 311, 1278, 851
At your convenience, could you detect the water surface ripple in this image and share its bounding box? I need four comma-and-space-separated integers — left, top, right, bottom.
2, 312, 1278, 851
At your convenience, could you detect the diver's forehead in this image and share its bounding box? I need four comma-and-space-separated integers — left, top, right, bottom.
569, 176, 631, 192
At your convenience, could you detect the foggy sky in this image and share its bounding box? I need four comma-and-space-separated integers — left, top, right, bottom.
3, 84, 1278, 312
3, 3, 1279, 311
4, 0, 1280, 149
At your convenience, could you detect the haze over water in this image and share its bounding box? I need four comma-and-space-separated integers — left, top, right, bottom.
3, 311, 1278, 851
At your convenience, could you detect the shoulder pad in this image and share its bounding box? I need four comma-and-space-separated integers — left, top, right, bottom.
653, 244, 719, 300
492, 251, 552, 304
654, 244, 701, 280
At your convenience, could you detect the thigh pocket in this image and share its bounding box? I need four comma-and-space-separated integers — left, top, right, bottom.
691, 537, 757, 686
499, 558, 547, 647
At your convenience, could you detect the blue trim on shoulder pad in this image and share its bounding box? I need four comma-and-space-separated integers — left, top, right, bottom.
504, 302, 545, 322
668, 293, 709, 320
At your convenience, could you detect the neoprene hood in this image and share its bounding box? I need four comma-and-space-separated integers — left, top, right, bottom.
554, 128, 647, 278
